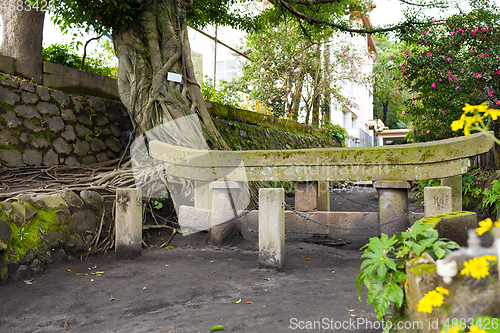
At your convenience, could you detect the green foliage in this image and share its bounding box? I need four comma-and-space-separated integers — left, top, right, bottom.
357, 221, 459, 320
397, 3, 500, 142
322, 123, 347, 146
462, 166, 493, 206
200, 76, 242, 108
151, 200, 164, 210
413, 178, 440, 199
483, 179, 500, 220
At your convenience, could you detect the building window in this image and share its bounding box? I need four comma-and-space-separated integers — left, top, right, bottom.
216, 60, 237, 83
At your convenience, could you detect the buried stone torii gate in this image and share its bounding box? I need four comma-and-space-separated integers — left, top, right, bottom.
115, 132, 494, 267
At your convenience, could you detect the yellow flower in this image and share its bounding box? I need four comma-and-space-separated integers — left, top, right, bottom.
417, 297, 433, 313
435, 286, 449, 295
477, 218, 493, 236
482, 108, 500, 120
451, 114, 467, 131
463, 115, 480, 136
484, 255, 497, 262
469, 325, 487, 333
448, 328, 461, 333
494, 220, 500, 228
426, 290, 444, 307
461, 256, 491, 279
463, 102, 489, 114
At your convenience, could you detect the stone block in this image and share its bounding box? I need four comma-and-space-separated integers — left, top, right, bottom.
53, 138, 71, 155
0, 149, 22, 167
0, 54, 15, 74
424, 186, 452, 217
23, 150, 42, 166
37, 102, 60, 115
295, 181, 318, 212
1, 111, 22, 128
61, 189, 84, 208
115, 188, 143, 260
441, 175, 462, 212
259, 188, 285, 270
69, 210, 98, 233
46, 117, 65, 132
178, 205, 211, 232
432, 211, 477, 246
20, 82, 35, 92
62, 126, 76, 141
36, 86, 50, 101
50, 89, 70, 106
374, 181, 410, 237
21, 92, 39, 104
80, 190, 104, 213
14, 105, 40, 120
209, 181, 242, 246
317, 181, 330, 211
43, 149, 59, 166
0, 87, 20, 105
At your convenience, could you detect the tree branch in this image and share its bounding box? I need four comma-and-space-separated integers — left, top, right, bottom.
293, 0, 341, 5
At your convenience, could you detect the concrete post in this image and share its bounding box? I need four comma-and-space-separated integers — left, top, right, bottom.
374, 181, 411, 237
317, 181, 330, 212
194, 180, 211, 210
295, 181, 318, 212
259, 188, 285, 270
209, 181, 242, 246
115, 188, 143, 260
424, 186, 452, 217
441, 175, 462, 212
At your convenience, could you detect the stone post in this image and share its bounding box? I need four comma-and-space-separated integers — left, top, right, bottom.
194, 180, 211, 210
424, 186, 452, 217
295, 181, 318, 211
115, 188, 143, 260
317, 181, 330, 212
440, 175, 462, 212
209, 181, 242, 246
259, 188, 285, 270
374, 181, 410, 237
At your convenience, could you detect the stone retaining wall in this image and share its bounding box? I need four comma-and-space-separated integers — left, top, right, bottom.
0, 74, 133, 168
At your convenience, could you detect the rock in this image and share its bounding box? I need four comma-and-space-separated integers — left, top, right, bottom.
82, 155, 97, 165
30, 137, 50, 148
14, 105, 41, 119
109, 124, 121, 137
46, 248, 66, 264
53, 138, 71, 154
88, 97, 106, 112
60, 108, 76, 121
0, 149, 22, 167
37, 102, 60, 116
50, 90, 69, 105
105, 136, 122, 153
69, 210, 98, 233
19, 81, 35, 92
23, 119, 44, 133
61, 189, 84, 208
75, 124, 93, 138
23, 150, 42, 166
0, 78, 18, 88
25, 206, 37, 223
6, 208, 24, 226
20, 250, 36, 264
80, 190, 104, 213
95, 115, 109, 126
30, 259, 44, 274
36, 86, 50, 101
43, 149, 59, 166
71, 97, 83, 113
0, 240, 6, 250
61, 126, 76, 141
35, 194, 68, 211
1, 110, 22, 128
31, 198, 45, 210
77, 114, 93, 127
0, 129, 18, 146
64, 156, 80, 166
20, 132, 28, 143
11, 265, 29, 281
0, 218, 13, 242
43, 230, 66, 246
0, 87, 20, 105
21, 92, 39, 104
96, 152, 109, 162
46, 117, 65, 132
90, 138, 106, 152
73, 140, 90, 157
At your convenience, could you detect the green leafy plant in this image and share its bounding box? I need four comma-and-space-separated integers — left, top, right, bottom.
483, 179, 500, 221
151, 200, 163, 210
200, 76, 242, 108
85, 134, 93, 142
413, 178, 440, 199
17, 227, 29, 241
322, 123, 347, 147
357, 220, 459, 320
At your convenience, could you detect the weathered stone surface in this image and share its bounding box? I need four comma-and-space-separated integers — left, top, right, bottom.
109, 124, 121, 137
0, 129, 18, 146
36, 86, 50, 101
0, 218, 13, 242
96, 152, 109, 162
425, 186, 452, 217
0, 78, 18, 88
80, 190, 104, 213
43, 230, 66, 246
295, 181, 318, 212
73, 140, 90, 157
31, 198, 45, 210
12, 265, 29, 281
61, 189, 84, 208
50, 90, 69, 105
46, 117, 65, 132
64, 156, 80, 166
15, 105, 40, 120
20, 81, 35, 92
75, 124, 93, 138
43, 149, 59, 166
71, 97, 83, 113
19, 132, 28, 143
30, 137, 50, 148
21, 92, 39, 104
61, 126, 76, 141
78, 114, 93, 126
30, 259, 44, 274
0, 149, 22, 167
53, 138, 71, 154
37, 102, 60, 116
60, 108, 76, 121
69, 210, 98, 233
82, 155, 97, 165
1, 110, 22, 128
105, 136, 122, 152
95, 115, 109, 126
90, 138, 106, 152
23, 149, 42, 166
88, 97, 106, 112
23, 119, 44, 132
0, 87, 19, 105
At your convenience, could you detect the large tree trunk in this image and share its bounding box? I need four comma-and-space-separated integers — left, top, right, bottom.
112, 0, 228, 150
0, 10, 44, 83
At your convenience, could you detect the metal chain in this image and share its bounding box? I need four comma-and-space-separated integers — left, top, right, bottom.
283, 203, 424, 231
330, 189, 378, 208
137, 199, 259, 229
